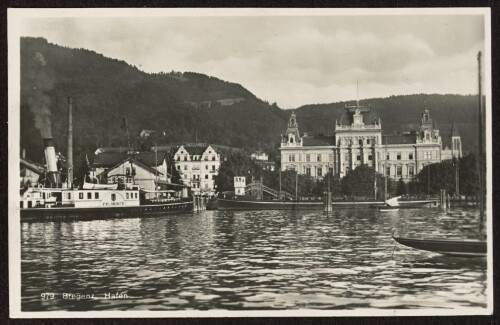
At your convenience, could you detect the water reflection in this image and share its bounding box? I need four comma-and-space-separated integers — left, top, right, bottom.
21, 208, 487, 311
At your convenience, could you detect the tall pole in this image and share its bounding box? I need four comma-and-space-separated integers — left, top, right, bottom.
384, 135, 387, 200
279, 168, 282, 198
477, 51, 484, 237
295, 170, 298, 201
455, 158, 460, 197
427, 164, 430, 195
67, 97, 73, 189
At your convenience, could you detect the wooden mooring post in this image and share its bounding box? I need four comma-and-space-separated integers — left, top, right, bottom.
323, 191, 332, 214
193, 196, 207, 212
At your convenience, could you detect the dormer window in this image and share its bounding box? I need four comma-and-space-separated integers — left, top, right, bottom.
290, 137, 294, 143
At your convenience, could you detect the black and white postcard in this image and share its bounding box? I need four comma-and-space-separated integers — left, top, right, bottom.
8, 8, 493, 318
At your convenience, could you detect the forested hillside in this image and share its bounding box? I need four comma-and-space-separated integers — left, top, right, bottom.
20, 37, 481, 180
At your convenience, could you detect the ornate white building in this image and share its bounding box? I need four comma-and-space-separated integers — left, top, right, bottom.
280, 104, 461, 181
173, 144, 220, 195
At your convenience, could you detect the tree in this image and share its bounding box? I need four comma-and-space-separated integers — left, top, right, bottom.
214, 151, 262, 193
169, 155, 183, 185
396, 178, 407, 195
341, 165, 383, 198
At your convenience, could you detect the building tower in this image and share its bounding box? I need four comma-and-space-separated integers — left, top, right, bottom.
450, 122, 462, 158
282, 111, 302, 146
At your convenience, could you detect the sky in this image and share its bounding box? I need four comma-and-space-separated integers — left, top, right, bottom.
18, 12, 486, 109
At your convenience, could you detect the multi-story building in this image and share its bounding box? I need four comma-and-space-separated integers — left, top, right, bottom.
280, 104, 461, 181
172, 144, 220, 196
90, 149, 171, 191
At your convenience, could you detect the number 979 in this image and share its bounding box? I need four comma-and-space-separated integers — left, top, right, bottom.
41, 293, 55, 300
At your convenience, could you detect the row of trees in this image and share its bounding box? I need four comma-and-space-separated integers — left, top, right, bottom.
215, 152, 483, 198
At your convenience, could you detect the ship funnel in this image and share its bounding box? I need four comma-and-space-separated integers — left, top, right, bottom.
43, 137, 60, 187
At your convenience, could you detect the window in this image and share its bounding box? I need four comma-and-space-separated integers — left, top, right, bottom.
396, 166, 402, 177
290, 137, 294, 143
409, 153, 413, 160
205, 175, 209, 179
368, 154, 373, 161
111, 194, 116, 201
289, 154, 295, 162
424, 152, 431, 159
366, 139, 371, 145
409, 166, 415, 176
126, 192, 129, 199
132, 167, 136, 176
95, 192, 99, 199
184, 165, 187, 170
212, 156, 216, 161
205, 165, 208, 170
329, 154, 333, 161
356, 155, 361, 161
386, 153, 390, 160
386, 166, 391, 176
329, 167, 334, 175
306, 154, 310, 162
317, 167, 322, 177
306, 167, 311, 176
359, 139, 363, 145
212, 175, 215, 180
79, 193, 84, 200
397, 152, 401, 160
426, 133, 430, 140
212, 165, 215, 171
68, 193, 71, 200
345, 155, 349, 161
126, 167, 131, 175
317, 154, 321, 162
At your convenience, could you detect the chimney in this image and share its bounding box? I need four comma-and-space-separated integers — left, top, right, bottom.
67, 97, 73, 188
43, 138, 60, 187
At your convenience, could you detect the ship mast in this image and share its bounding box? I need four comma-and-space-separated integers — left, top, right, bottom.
477, 51, 484, 238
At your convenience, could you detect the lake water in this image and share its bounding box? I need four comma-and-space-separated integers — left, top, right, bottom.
21, 207, 488, 311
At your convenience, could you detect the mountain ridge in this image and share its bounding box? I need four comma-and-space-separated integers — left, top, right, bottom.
20, 37, 480, 180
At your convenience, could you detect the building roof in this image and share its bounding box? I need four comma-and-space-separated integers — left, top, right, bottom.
93, 150, 168, 168
338, 105, 379, 126
183, 146, 208, 156
383, 133, 417, 145
97, 157, 165, 177
302, 136, 335, 147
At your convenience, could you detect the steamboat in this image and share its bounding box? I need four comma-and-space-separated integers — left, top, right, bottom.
19, 97, 193, 222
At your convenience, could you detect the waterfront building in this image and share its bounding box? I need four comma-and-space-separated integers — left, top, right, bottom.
91, 150, 171, 191
280, 105, 461, 181
172, 144, 220, 196
251, 151, 269, 161
250, 151, 275, 171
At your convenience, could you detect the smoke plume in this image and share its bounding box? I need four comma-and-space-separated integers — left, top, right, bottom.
24, 51, 55, 138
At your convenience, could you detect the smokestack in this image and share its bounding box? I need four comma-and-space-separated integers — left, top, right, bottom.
43, 137, 60, 187
67, 97, 73, 188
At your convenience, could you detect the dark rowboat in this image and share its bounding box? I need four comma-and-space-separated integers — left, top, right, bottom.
392, 236, 486, 257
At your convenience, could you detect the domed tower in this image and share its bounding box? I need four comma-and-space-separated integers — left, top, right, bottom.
282, 111, 302, 146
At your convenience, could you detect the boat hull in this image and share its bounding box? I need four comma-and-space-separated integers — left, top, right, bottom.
217, 198, 388, 210
393, 236, 487, 257
20, 201, 194, 222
